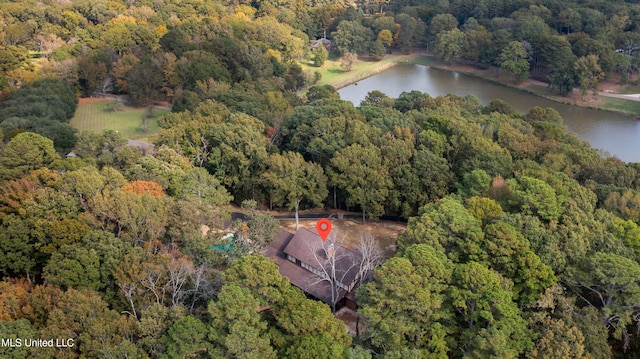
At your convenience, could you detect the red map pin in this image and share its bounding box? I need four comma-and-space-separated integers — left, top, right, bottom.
316, 219, 332, 241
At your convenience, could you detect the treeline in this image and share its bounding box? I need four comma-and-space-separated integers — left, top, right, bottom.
3, 0, 640, 103
3, 0, 640, 149
4, 0, 640, 150
0, 78, 77, 151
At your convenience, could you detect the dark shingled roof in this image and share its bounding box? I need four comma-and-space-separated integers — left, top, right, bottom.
277, 257, 346, 305
261, 227, 362, 307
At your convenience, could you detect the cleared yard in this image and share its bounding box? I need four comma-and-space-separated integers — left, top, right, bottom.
279, 217, 405, 259
70, 98, 168, 142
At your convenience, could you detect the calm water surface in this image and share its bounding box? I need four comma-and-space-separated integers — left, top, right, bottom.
338, 63, 640, 163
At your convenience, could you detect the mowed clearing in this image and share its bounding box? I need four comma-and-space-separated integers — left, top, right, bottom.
279, 218, 406, 259
71, 98, 168, 142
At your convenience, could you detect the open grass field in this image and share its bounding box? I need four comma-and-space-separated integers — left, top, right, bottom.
301, 52, 432, 90
70, 98, 168, 142
599, 97, 640, 114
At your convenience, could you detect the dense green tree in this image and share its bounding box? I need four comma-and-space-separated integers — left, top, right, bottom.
456, 169, 492, 198
164, 315, 212, 359
536, 36, 577, 95
361, 90, 395, 108
219, 254, 351, 356
435, 28, 465, 64
507, 176, 563, 222
429, 14, 458, 45
0, 45, 31, 74
41, 288, 142, 358
464, 196, 503, 225
91, 186, 168, 243
155, 101, 269, 199
526, 285, 596, 359
126, 57, 164, 106
286, 111, 370, 167
0, 214, 38, 279
330, 144, 391, 223
0, 132, 60, 181
528, 317, 589, 358
482, 222, 556, 303
305, 85, 340, 102
0, 78, 77, 123
0, 319, 38, 358
574, 54, 604, 100
381, 131, 454, 218
566, 252, 640, 342
281, 99, 363, 149
312, 42, 328, 67
177, 50, 231, 89
500, 41, 530, 83
177, 167, 231, 206
331, 20, 374, 55
397, 197, 484, 260
394, 13, 426, 53
369, 40, 386, 61
358, 244, 453, 356
483, 99, 517, 116
262, 151, 327, 229
449, 262, 533, 358
283, 61, 307, 91
462, 26, 494, 66
204, 113, 269, 199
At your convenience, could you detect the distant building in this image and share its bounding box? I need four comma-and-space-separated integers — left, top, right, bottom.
311, 37, 332, 52
262, 227, 362, 310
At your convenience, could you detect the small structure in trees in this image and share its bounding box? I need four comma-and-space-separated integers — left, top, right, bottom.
310, 31, 332, 52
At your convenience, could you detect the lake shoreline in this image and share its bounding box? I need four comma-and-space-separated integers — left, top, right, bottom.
322, 51, 640, 119
338, 60, 640, 162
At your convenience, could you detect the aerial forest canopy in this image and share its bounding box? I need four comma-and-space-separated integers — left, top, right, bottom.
2, 0, 640, 357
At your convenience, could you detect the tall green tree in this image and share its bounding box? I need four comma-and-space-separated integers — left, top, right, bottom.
500, 41, 530, 83
331, 20, 374, 55
312, 43, 328, 67
566, 252, 640, 343
0, 132, 60, 181
449, 262, 533, 358
397, 197, 485, 260
164, 315, 212, 359
262, 151, 327, 229
329, 144, 391, 223
574, 54, 604, 100
357, 244, 453, 356
435, 28, 465, 64
507, 176, 563, 222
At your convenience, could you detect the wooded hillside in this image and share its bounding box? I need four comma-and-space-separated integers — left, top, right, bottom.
2, 0, 640, 358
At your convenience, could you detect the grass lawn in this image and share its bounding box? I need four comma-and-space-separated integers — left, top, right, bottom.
616, 84, 640, 94
301, 52, 433, 90
599, 97, 640, 114
70, 99, 169, 142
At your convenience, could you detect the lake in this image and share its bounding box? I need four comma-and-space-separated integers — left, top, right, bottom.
338, 63, 640, 163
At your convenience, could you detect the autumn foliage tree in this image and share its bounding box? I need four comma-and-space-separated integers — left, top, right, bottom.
122, 180, 164, 197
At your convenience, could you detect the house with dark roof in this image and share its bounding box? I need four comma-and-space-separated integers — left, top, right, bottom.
310, 37, 332, 52
262, 227, 363, 310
